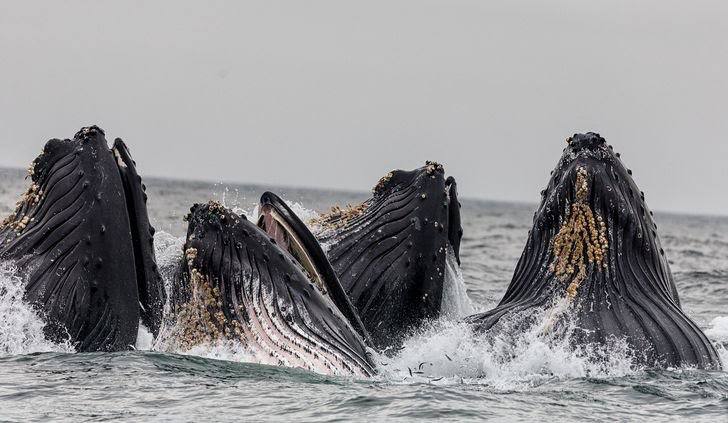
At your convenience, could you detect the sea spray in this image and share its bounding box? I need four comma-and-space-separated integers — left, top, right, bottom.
135, 324, 154, 351
706, 316, 728, 367
441, 246, 475, 319
181, 340, 257, 363
0, 261, 74, 355
379, 300, 638, 389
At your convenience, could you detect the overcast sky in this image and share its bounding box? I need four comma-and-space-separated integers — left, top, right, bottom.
1, 1, 726, 215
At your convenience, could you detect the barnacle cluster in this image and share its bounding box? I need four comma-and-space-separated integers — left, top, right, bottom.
425, 160, 443, 174
185, 247, 198, 266
0, 182, 42, 233
205, 200, 227, 215
550, 167, 608, 300
372, 171, 394, 194
169, 260, 243, 350
310, 202, 369, 231
183, 200, 227, 223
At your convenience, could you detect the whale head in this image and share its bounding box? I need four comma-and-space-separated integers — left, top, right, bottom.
168, 201, 375, 377
467, 132, 721, 369
313, 161, 463, 350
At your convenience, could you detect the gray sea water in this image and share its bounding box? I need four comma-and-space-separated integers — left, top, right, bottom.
0, 167, 727, 422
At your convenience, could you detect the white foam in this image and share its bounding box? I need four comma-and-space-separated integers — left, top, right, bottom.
151, 223, 640, 384
179, 340, 256, 363
135, 323, 154, 351
153, 229, 185, 306
154, 230, 185, 270
705, 316, 728, 342
706, 316, 728, 368
0, 261, 74, 355
378, 301, 637, 389
441, 246, 474, 319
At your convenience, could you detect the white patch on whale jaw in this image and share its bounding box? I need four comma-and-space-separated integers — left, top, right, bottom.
112, 147, 128, 169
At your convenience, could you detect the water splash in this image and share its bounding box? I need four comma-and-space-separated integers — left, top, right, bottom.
379, 300, 638, 390
0, 261, 74, 355
180, 340, 257, 363
135, 324, 154, 351
706, 316, 728, 367
706, 316, 728, 342
441, 246, 475, 319
217, 192, 321, 225
150, 227, 640, 384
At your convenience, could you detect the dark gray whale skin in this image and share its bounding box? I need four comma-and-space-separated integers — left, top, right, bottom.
466, 133, 721, 370
0, 126, 164, 351
314, 162, 463, 351
112, 138, 166, 335
170, 202, 375, 377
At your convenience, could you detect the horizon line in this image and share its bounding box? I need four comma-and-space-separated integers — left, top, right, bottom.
1, 165, 725, 219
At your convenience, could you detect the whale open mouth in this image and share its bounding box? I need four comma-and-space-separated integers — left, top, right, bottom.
257, 198, 326, 294
256, 192, 372, 345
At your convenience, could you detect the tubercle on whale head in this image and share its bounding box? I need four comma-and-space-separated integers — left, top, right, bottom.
1, 127, 109, 234
371, 160, 445, 197
313, 161, 453, 233
24, 126, 106, 185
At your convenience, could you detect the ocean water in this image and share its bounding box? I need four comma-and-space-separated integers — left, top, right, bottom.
0, 167, 727, 422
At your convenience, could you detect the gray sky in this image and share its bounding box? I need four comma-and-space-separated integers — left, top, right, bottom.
1, 1, 727, 215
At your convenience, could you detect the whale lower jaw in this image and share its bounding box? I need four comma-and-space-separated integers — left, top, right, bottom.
167, 267, 373, 378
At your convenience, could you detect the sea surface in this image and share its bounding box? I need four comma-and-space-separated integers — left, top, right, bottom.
0, 167, 726, 422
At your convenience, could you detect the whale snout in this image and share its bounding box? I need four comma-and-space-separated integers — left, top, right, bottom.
566, 132, 606, 152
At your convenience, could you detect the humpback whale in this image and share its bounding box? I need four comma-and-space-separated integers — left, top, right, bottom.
466, 133, 721, 370
313, 162, 463, 350
0, 126, 165, 351
167, 201, 375, 377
